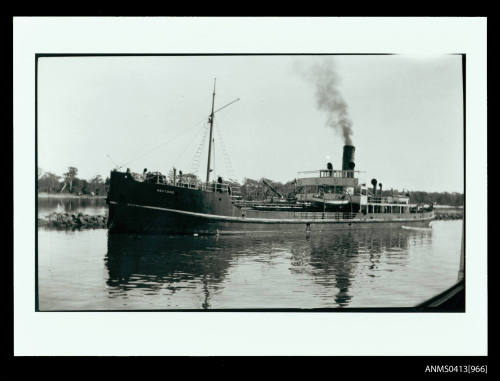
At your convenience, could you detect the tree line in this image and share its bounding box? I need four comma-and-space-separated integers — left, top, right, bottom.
38, 167, 109, 196
402, 190, 464, 207
37, 167, 464, 206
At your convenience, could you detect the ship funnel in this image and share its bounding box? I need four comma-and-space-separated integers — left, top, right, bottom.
342, 145, 355, 177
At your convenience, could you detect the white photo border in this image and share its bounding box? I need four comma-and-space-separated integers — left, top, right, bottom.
14, 17, 487, 356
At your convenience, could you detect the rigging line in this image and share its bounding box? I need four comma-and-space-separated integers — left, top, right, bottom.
191, 139, 206, 168
106, 154, 120, 168
119, 116, 209, 168
173, 122, 209, 168
213, 98, 240, 114
122, 110, 212, 166
189, 124, 210, 175
214, 121, 236, 179
190, 128, 209, 175
174, 124, 208, 169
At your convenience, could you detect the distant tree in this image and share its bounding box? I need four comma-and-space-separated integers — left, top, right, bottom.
38, 172, 61, 193
282, 180, 298, 199
62, 167, 78, 193
407, 190, 463, 206
241, 178, 261, 200
91, 174, 103, 183
182, 173, 199, 186
69, 177, 86, 195
37, 167, 43, 179
88, 175, 104, 195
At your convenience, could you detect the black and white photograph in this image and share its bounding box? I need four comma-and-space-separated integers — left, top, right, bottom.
14, 17, 487, 357
36, 54, 465, 311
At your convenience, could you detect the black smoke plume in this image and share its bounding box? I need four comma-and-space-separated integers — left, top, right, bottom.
297, 58, 354, 145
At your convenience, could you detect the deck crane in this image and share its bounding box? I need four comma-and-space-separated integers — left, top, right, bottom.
261, 178, 284, 199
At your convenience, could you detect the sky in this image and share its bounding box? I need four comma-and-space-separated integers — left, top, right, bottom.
37, 54, 464, 192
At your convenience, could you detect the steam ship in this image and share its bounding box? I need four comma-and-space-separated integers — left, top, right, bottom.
106, 83, 434, 235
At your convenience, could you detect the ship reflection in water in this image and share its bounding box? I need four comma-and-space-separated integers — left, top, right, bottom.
101, 223, 451, 309
105, 234, 234, 310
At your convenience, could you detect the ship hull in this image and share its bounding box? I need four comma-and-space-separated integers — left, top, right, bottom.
107, 201, 434, 235
106, 171, 434, 235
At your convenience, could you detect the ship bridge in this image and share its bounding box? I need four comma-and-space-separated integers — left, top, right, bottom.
295, 168, 366, 208
296, 169, 359, 187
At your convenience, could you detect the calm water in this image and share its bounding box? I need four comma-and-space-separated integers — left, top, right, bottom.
37, 199, 463, 310
38, 197, 108, 217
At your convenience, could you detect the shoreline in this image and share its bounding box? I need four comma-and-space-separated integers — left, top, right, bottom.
37, 211, 462, 231
38, 193, 107, 199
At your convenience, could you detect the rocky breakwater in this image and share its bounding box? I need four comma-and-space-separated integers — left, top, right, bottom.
434, 208, 464, 221
38, 212, 107, 230
434, 213, 463, 221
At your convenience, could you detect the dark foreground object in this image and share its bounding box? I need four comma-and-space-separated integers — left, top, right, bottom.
415, 280, 465, 312
38, 212, 107, 230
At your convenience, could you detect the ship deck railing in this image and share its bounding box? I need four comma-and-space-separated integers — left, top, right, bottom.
232, 200, 298, 207
199, 182, 241, 195
298, 193, 357, 201
150, 176, 241, 195
296, 169, 360, 179
292, 211, 358, 220
230, 206, 359, 220
367, 196, 410, 205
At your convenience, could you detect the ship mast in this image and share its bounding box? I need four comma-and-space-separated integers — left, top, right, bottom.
205, 80, 240, 184
206, 79, 216, 183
